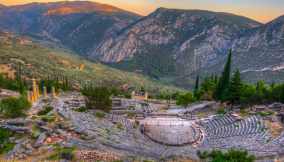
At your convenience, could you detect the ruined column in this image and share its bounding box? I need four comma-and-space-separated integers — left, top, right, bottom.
145, 92, 149, 100
27, 91, 32, 103
131, 91, 135, 99
32, 78, 38, 101
43, 86, 47, 98
51, 87, 56, 98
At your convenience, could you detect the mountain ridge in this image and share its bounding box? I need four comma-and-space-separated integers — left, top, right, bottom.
0, 2, 283, 88
92, 8, 261, 79
0, 1, 141, 55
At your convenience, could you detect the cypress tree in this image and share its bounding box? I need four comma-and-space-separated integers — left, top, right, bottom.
229, 69, 242, 104
194, 75, 200, 99
216, 49, 232, 101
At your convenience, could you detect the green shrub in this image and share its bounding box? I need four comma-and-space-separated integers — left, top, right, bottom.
37, 106, 53, 116
0, 74, 27, 94
257, 111, 274, 117
74, 106, 87, 112
41, 115, 56, 123
31, 125, 41, 139
176, 92, 196, 107
217, 107, 226, 115
0, 128, 15, 154
198, 149, 255, 162
127, 112, 135, 118
48, 145, 75, 161
0, 96, 31, 118
81, 86, 112, 112
95, 111, 105, 118
116, 123, 124, 130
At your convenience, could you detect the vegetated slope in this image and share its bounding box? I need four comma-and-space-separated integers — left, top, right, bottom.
93, 8, 261, 81
0, 32, 180, 93
0, 1, 140, 55
189, 15, 284, 87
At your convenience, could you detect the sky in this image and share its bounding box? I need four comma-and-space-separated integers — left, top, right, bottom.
1, 0, 284, 23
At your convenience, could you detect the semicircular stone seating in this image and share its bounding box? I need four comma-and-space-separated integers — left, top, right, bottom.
141, 118, 202, 146
198, 114, 284, 156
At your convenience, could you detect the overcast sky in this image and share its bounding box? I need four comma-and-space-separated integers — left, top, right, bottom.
1, 0, 284, 23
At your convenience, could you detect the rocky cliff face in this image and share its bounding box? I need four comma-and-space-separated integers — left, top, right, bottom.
92, 8, 261, 78
0, 1, 140, 55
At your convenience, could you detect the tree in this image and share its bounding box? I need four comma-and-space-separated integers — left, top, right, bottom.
200, 75, 218, 100
198, 149, 255, 162
240, 84, 257, 105
229, 70, 242, 104
0, 96, 31, 118
176, 92, 196, 108
216, 49, 232, 101
81, 86, 112, 112
194, 75, 200, 99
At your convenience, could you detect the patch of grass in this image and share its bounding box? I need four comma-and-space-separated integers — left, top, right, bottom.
31, 125, 41, 139
240, 108, 249, 117
95, 111, 105, 118
127, 112, 135, 118
37, 106, 53, 116
41, 115, 56, 123
217, 107, 226, 115
47, 145, 75, 161
116, 123, 124, 130
257, 111, 274, 117
74, 106, 87, 112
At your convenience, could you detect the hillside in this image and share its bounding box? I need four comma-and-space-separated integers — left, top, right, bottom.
0, 32, 180, 93
0, 1, 140, 55
0, 3, 283, 88
188, 15, 284, 87
92, 8, 261, 82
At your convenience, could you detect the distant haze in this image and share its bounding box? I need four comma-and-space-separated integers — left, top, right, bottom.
1, 0, 284, 23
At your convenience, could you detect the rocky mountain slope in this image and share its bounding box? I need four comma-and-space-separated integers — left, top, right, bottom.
195, 15, 284, 86
0, 1, 140, 55
0, 2, 283, 88
93, 8, 284, 87
92, 8, 261, 80
0, 31, 179, 93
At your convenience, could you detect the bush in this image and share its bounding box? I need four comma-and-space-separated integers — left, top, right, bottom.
41, 115, 56, 123
0, 96, 31, 118
37, 106, 53, 116
258, 111, 274, 117
217, 107, 226, 115
0, 128, 15, 154
81, 86, 112, 112
197, 149, 255, 162
0, 74, 27, 94
95, 111, 105, 118
74, 106, 87, 112
48, 145, 75, 160
116, 123, 124, 130
176, 92, 196, 107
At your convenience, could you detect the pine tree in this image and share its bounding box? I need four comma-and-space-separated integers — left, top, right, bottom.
194, 75, 200, 98
229, 70, 242, 104
216, 49, 232, 101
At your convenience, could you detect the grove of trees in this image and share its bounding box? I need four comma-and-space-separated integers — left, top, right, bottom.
176, 49, 284, 107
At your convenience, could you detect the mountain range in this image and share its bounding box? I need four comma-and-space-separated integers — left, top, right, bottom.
0, 1, 283, 88
0, 1, 140, 55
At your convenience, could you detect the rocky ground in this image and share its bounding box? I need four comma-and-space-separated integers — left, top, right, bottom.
1, 92, 284, 161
